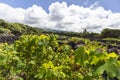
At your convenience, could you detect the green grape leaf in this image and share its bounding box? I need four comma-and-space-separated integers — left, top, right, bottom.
75, 47, 88, 66
105, 59, 118, 77
96, 64, 105, 75
35, 68, 45, 79
29, 60, 35, 65
96, 58, 118, 77
90, 56, 99, 65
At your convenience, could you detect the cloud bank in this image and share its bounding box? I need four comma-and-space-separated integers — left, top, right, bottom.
0, 2, 120, 33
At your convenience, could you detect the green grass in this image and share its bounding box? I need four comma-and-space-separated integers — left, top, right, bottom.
0, 27, 11, 33
103, 38, 120, 43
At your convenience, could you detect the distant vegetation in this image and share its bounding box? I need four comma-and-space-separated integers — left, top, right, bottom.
0, 19, 43, 36
0, 19, 120, 40
0, 19, 44, 43
1, 19, 120, 44
101, 28, 120, 38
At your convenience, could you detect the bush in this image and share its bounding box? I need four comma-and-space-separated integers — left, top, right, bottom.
101, 28, 120, 38
0, 27, 10, 33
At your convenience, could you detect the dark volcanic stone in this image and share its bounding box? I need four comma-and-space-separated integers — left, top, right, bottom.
68, 41, 76, 50
0, 35, 19, 44
107, 48, 119, 54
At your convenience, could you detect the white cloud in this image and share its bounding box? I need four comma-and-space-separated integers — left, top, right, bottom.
23, 5, 49, 28
49, 2, 68, 21
0, 2, 120, 33
0, 3, 25, 23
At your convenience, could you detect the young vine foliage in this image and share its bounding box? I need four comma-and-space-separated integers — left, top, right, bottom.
0, 34, 120, 80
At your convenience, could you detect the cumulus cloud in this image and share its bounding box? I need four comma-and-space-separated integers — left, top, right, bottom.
0, 3, 25, 23
0, 2, 120, 33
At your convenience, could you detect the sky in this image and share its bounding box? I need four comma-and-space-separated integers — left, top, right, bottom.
0, 0, 120, 33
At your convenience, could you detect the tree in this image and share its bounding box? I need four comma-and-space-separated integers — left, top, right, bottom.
101, 28, 120, 38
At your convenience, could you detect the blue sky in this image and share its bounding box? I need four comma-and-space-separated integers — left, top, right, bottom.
0, 0, 120, 12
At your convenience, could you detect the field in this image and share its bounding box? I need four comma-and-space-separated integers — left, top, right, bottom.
0, 34, 120, 80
